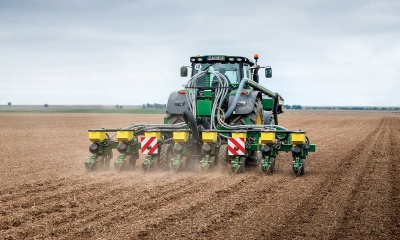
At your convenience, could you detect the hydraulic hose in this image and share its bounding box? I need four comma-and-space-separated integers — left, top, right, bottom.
184, 70, 229, 130
182, 109, 200, 155
224, 78, 250, 119
273, 93, 279, 124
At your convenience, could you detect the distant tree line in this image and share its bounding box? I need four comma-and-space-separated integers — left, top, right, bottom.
305, 106, 400, 110
283, 105, 400, 110
7, 102, 50, 107
142, 103, 167, 109
284, 105, 302, 109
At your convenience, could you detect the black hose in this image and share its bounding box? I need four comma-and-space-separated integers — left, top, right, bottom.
182, 110, 200, 155
99, 133, 111, 147
273, 93, 279, 114
273, 93, 279, 124
197, 117, 210, 130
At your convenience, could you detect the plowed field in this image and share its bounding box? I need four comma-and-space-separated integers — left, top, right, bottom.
1, 111, 399, 239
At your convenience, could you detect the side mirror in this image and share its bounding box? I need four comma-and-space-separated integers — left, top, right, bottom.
180, 66, 188, 77
265, 67, 272, 78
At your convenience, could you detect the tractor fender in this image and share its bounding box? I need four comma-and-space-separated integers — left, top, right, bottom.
166, 91, 189, 114
228, 91, 262, 115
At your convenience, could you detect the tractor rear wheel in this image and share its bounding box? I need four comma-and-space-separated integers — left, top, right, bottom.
166, 113, 184, 124
228, 98, 263, 166
228, 97, 263, 125
159, 144, 173, 170
263, 111, 275, 125
217, 144, 230, 172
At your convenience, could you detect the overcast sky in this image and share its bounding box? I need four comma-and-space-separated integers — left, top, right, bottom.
1, 0, 399, 106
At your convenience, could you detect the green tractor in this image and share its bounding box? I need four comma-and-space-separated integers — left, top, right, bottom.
85, 54, 315, 175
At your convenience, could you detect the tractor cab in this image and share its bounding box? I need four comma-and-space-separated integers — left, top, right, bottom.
191, 62, 241, 86
181, 55, 272, 87
181, 55, 256, 87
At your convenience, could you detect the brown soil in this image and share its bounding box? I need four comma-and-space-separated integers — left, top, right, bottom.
1, 111, 399, 239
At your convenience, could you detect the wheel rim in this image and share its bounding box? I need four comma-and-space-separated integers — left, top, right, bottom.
256, 112, 262, 125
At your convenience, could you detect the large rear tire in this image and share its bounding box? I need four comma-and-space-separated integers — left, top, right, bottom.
228, 98, 263, 167
228, 97, 263, 125
166, 113, 184, 124
217, 144, 230, 173
263, 111, 275, 125
159, 144, 173, 171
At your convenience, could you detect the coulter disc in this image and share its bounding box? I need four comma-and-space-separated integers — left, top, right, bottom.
292, 158, 305, 176
90, 155, 104, 171
262, 157, 276, 175
118, 155, 131, 172
231, 156, 246, 174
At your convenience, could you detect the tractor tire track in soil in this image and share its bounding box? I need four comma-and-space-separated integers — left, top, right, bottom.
388, 117, 400, 236
332, 117, 400, 238
262, 116, 400, 239
1, 112, 399, 239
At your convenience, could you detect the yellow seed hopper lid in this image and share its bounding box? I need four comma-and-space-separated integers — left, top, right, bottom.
173, 131, 189, 143
117, 130, 134, 142
89, 131, 106, 143
202, 131, 218, 143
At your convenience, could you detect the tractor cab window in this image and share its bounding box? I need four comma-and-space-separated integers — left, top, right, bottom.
192, 63, 241, 87
243, 64, 250, 79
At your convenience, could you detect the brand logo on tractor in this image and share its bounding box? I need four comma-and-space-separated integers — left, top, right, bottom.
206, 56, 226, 61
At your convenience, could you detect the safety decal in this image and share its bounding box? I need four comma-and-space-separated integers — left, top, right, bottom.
228, 138, 245, 155
140, 136, 158, 154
